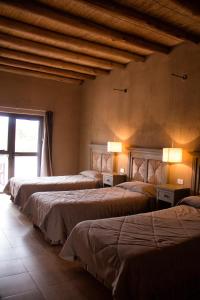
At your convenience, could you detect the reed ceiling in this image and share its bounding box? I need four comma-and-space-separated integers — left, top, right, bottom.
0, 0, 199, 84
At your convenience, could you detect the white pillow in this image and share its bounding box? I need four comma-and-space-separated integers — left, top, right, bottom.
117, 181, 156, 197
79, 170, 102, 180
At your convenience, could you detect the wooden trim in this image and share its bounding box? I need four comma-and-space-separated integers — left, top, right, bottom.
0, 16, 145, 63
0, 64, 83, 85
0, 57, 96, 81
0, 1, 170, 54
128, 147, 163, 161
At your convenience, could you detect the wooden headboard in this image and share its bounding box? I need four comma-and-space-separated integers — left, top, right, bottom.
89, 144, 114, 173
191, 152, 200, 195
128, 148, 169, 185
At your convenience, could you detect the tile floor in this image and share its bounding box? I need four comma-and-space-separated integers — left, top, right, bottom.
0, 195, 112, 300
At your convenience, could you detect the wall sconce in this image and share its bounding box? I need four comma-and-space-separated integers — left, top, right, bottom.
107, 141, 122, 153
162, 148, 182, 163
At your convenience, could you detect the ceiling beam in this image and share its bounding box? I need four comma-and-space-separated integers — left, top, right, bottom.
0, 33, 110, 76
0, 29, 124, 71
0, 0, 170, 54
39, 0, 199, 43
0, 48, 96, 80
0, 64, 83, 84
172, 0, 200, 17
0, 57, 95, 81
0, 16, 145, 64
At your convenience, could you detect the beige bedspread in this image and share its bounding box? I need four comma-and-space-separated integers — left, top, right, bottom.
24, 187, 155, 243
60, 203, 200, 300
4, 175, 100, 208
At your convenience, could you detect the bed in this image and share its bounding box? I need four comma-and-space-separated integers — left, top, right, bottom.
60, 196, 200, 300
3, 144, 110, 209
23, 148, 168, 243
60, 152, 200, 300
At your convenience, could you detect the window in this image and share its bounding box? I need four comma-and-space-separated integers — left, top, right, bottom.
0, 113, 43, 191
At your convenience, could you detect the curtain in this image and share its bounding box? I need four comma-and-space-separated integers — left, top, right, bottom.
40, 111, 53, 176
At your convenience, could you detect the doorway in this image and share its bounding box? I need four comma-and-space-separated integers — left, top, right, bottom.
0, 113, 43, 192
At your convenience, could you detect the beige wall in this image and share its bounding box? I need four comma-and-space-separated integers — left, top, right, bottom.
0, 71, 81, 175
79, 42, 200, 186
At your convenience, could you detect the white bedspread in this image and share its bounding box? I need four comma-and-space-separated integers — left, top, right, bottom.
23, 187, 155, 243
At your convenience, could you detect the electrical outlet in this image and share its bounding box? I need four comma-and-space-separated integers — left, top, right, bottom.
177, 178, 184, 185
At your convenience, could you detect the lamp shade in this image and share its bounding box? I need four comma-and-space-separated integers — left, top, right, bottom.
107, 141, 122, 153
162, 148, 182, 163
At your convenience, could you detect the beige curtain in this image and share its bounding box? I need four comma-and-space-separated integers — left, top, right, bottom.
40, 111, 53, 176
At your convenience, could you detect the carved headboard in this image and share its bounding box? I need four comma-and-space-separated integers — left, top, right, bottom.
191, 152, 200, 195
89, 144, 114, 173
128, 148, 168, 185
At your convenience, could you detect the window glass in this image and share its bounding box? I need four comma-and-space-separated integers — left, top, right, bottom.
14, 156, 38, 178
0, 154, 8, 191
15, 119, 39, 152
0, 116, 9, 151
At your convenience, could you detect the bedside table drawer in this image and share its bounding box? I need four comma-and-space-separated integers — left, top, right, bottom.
103, 175, 113, 186
158, 190, 173, 203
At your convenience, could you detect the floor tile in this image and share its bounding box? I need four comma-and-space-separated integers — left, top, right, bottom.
0, 248, 19, 261
0, 273, 37, 298
1, 289, 44, 300
0, 195, 112, 300
0, 259, 26, 278
21, 253, 69, 273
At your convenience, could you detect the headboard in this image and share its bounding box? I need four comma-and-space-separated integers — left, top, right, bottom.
128, 148, 168, 185
191, 151, 200, 195
89, 144, 114, 173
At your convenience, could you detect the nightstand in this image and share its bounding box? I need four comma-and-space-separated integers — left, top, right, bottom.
103, 173, 126, 187
157, 184, 190, 208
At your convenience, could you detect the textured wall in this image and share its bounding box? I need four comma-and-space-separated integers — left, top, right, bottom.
79, 42, 200, 186
0, 72, 81, 175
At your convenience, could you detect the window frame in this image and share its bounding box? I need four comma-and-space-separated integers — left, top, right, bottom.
0, 112, 44, 178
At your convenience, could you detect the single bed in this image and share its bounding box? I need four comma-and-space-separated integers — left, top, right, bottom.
23, 148, 168, 243
60, 152, 200, 300
60, 196, 200, 300
3, 144, 111, 209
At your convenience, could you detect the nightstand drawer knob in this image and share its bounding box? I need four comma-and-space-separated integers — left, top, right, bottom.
163, 194, 169, 198
105, 177, 112, 184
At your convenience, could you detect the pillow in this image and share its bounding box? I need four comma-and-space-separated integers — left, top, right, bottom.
177, 195, 200, 208
117, 181, 156, 197
79, 170, 102, 180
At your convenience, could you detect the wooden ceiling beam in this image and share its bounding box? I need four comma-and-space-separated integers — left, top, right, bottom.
0, 33, 110, 76
172, 0, 200, 17
0, 0, 170, 54
0, 64, 83, 84
0, 16, 145, 64
0, 28, 124, 71
0, 48, 95, 80
39, 0, 199, 43
0, 57, 95, 81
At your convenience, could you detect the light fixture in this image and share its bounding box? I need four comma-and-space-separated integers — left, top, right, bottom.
162, 148, 182, 163
107, 141, 122, 153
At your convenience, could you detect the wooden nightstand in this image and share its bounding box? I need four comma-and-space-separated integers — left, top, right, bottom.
157, 184, 190, 208
103, 173, 126, 187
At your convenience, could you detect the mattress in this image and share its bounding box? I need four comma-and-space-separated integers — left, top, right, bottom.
60, 197, 200, 300
24, 185, 155, 244
4, 174, 101, 208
